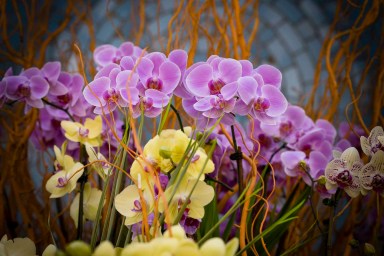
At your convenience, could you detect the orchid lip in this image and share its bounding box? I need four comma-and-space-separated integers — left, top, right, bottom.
146, 77, 163, 91
371, 174, 384, 192
79, 127, 89, 137
335, 170, 353, 188
254, 97, 270, 112
208, 79, 225, 95
131, 199, 143, 212
17, 83, 31, 98
56, 177, 68, 188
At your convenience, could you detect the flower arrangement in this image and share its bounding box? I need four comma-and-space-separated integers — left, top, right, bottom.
0, 38, 382, 256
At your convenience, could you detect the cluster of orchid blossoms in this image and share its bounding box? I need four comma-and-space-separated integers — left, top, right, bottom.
1, 40, 383, 254
325, 126, 384, 198
86, 41, 288, 127
1, 225, 238, 256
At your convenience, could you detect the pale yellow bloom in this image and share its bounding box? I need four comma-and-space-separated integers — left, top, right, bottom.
137, 129, 214, 181
92, 241, 116, 256
115, 185, 154, 225
85, 143, 111, 180
121, 225, 238, 256
61, 115, 103, 146
0, 235, 36, 256
70, 183, 104, 227
45, 161, 84, 198
129, 158, 157, 190
42, 244, 57, 256
159, 178, 214, 222
53, 142, 73, 172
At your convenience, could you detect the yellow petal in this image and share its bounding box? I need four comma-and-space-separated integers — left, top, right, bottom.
61, 121, 81, 142
93, 241, 115, 256
163, 225, 186, 240
42, 244, 57, 256
121, 242, 154, 256
200, 238, 226, 256
70, 192, 81, 228
225, 238, 239, 256
85, 115, 103, 139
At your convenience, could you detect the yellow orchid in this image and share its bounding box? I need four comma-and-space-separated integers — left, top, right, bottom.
138, 129, 214, 180
85, 143, 111, 180
159, 178, 214, 223
53, 142, 74, 172
46, 159, 84, 198
92, 241, 116, 256
120, 225, 239, 256
61, 115, 103, 146
200, 237, 239, 256
70, 183, 104, 228
115, 184, 154, 225
0, 235, 36, 256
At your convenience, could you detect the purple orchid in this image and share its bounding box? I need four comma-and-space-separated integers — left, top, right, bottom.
295, 128, 334, 161
338, 122, 365, 148
93, 41, 146, 69
46, 72, 88, 118
136, 51, 181, 96
83, 70, 139, 114
31, 108, 66, 150
131, 89, 170, 118
184, 56, 241, 122
185, 56, 241, 98
259, 105, 307, 144
281, 150, 328, 186
41, 62, 68, 96
325, 147, 363, 198
315, 119, 337, 144
253, 64, 283, 89
4, 69, 49, 108
168, 49, 190, 99
222, 75, 288, 124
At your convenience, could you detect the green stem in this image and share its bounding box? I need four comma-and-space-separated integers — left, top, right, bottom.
205, 175, 234, 192
170, 104, 184, 132
76, 174, 87, 240
327, 189, 340, 256
230, 125, 243, 195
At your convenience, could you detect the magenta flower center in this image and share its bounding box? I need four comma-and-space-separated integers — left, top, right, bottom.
254, 97, 270, 112
56, 177, 68, 188
279, 121, 293, 137
335, 170, 353, 188
79, 127, 89, 138
103, 88, 119, 102
140, 97, 153, 110
208, 79, 225, 95
258, 134, 272, 148
131, 199, 143, 212
57, 94, 72, 105
146, 77, 163, 91
178, 197, 191, 209
371, 174, 384, 191
112, 56, 121, 65
17, 84, 31, 98
210, 95, 226, 109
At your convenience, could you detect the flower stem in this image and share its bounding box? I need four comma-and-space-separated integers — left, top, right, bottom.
170, 104, 184, 132
230, 125, 243, 195
327, 189, 340, 256
42, 99, 75, 121
76, 173, 87, 240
